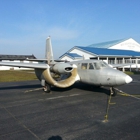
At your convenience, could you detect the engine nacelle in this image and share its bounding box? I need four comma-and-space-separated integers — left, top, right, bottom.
35, 64, 78, 89
51, 63, 73, 74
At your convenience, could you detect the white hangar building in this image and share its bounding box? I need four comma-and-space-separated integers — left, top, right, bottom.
59, 38, 140, 71
0, 54, 36, 70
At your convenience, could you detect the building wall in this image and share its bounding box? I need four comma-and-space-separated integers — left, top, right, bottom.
109, 38, 140, 51
59, 38, 140, 71
61, 56, 83, 61
60, 56, 74, 61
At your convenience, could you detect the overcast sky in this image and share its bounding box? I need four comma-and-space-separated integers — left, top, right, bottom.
0, 0, 140, 58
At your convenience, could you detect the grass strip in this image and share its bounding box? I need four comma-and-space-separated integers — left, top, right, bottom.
125, 71, 140, 75
0, 70, 37, 82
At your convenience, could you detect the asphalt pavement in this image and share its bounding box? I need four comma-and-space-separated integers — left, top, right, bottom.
0, 75, 140, 140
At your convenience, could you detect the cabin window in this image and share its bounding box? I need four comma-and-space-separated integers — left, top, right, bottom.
81, 63, 88, 70
89, 63, 94, 69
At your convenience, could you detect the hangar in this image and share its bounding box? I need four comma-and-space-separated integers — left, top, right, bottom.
0, 54, 36, 70
59, 38, 140, 71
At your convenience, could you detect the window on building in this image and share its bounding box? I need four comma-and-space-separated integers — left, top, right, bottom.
138, 60, 140, 64
108, 59, 115, 64
131, 60, 135, 63
117, 59, 123, 64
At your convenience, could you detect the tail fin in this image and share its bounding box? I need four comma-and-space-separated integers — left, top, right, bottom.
46, 36, 54, 64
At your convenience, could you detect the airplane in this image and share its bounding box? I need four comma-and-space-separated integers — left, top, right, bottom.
0, 37, 132, 96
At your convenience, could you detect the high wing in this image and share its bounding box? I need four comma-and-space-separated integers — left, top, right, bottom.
0, 62, 50, 69
26, 59, 68, 63
110, 63, 132, 68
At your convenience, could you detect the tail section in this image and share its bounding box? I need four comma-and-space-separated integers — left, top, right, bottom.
46, 36, 54, 64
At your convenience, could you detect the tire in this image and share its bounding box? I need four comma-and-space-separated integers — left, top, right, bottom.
111, 88, 117, 96
43, 83, 51, 93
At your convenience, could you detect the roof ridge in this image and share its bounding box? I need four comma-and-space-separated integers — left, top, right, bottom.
76, 46, 140, 57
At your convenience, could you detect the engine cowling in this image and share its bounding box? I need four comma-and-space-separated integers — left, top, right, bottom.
35, 64, 79, 88
51, 63, 73, 74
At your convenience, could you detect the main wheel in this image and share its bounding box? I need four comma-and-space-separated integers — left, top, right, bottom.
43, 83, 51, 93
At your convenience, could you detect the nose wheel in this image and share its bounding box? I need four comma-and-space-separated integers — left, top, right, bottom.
110, 87, 117, 96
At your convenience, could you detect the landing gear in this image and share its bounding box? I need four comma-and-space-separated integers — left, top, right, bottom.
43, 83, 51, 93
41, 80, 51, 93
110, 87, 117, 96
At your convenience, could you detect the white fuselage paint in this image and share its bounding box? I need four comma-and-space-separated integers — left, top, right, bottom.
69, 60, 132, 87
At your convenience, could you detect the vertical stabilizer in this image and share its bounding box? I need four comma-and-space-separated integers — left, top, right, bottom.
46, 36, 54, 64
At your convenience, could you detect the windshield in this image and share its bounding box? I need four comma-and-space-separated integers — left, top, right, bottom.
93, 61, 108, 69
102, 61, 109, 67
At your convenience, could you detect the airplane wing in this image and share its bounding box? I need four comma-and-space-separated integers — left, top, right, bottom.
26, 59, 68, 63
0, 62, 50, 69
110, 63, 132, 68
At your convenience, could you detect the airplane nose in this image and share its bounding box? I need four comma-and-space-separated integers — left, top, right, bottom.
125, 75, 132, 84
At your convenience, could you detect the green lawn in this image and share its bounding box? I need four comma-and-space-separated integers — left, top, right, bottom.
0, 70, 138, 82
125, 71, 140, 75
0, 70, 37, 82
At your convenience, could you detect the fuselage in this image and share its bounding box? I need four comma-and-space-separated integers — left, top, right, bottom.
70, 60, 132, 87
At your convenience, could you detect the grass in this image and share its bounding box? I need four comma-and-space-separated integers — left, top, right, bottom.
0, 70, 139, 82
125, 71, 140, 75
0, 70, 37, 82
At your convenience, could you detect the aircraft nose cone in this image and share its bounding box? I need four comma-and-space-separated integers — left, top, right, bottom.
125, 75, 132, 84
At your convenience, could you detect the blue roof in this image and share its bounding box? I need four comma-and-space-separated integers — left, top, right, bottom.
87, 39, 126, 48
77, 46, 140, 57
59, 53, 82, 59
66, 53, 82, 57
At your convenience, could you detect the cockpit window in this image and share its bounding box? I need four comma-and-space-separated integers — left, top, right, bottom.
81, 63, 88, 70
100, 62, 107, 67
102, 61, 109, 67
93, 63, 101, 69
89, 63, 94, 69
93, 61, 108, 70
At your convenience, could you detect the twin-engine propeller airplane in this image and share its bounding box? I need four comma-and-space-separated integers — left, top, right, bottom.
0, 37, 132, 96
